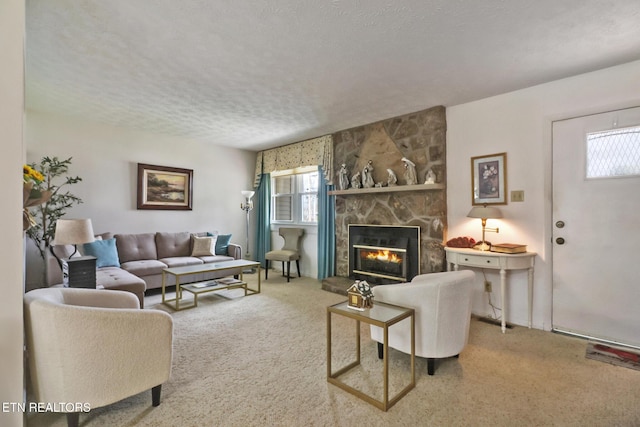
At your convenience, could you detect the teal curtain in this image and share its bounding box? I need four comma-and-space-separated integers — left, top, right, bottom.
255, 173, 271, 267
317, 166, 335, 279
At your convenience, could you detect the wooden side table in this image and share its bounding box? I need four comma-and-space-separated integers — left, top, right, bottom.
326, 301, 415, 411
444, 247, 536, 333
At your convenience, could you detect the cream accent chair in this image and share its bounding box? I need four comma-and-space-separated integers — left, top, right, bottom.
370, 270, 475, 375
264, 227, 304, 282
24, 287, 173, 427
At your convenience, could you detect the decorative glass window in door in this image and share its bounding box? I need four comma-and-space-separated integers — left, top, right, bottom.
586, 126, 640, 179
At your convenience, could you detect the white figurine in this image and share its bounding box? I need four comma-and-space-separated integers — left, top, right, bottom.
351, 173, 361, 189
338, 163, 349, 190
387, 168, 397, 186
424, 168, 436, 184
362, 160, 374, 188
401, 157, 418, 185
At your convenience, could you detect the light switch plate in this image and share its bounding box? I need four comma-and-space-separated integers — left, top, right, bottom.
511, 190, 524, 202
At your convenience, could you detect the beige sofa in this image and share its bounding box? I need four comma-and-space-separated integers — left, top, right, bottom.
114, 231, 242, 289
49, 231, 242, 307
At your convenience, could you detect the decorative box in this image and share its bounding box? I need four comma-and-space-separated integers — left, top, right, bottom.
347, 280, 373, 311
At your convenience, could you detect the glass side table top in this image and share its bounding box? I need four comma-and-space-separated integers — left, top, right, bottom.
328, 301, 413, 326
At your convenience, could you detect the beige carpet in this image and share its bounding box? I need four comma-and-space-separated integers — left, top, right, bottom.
28, 275, 640, 426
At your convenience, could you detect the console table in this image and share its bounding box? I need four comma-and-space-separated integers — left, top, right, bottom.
444, 247, 536, 333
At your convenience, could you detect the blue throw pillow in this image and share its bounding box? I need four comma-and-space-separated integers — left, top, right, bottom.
212, 234, 232, 255
82, 238, 120, 268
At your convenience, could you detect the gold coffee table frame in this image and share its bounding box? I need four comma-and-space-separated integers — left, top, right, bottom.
327, 301, 415, 411
161, 260, 261, 311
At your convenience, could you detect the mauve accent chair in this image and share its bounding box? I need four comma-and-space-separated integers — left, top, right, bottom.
370, 270, 476, 375
264, 227, 304, 282
24, 287, 173, 427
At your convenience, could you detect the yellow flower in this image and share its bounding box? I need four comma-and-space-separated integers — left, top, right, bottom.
22, 165, 50, 231
23, 164, 44, 183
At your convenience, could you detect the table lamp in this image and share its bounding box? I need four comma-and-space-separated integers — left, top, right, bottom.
467, 205, 502, 251
52, 218, 97, 288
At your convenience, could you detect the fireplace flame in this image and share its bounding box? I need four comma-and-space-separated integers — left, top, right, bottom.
364, 250, 402, 264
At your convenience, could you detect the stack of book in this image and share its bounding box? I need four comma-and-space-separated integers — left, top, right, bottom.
216, 277, 242, 285
491, 243, 527, 254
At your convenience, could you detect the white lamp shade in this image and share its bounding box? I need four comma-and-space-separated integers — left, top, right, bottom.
467, 206, 503, 219
241, 190, 255, 199
53, 219, 95, 245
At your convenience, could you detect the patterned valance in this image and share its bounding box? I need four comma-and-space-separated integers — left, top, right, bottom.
254, 135, 334, 188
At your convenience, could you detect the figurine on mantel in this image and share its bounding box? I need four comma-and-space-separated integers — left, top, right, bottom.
424, 168, 436, 184
401, 157, 418, 185
338, 163, 349, 190
351, 172, 361, 189
362, 160, 375, 188
387, 168, 397, 186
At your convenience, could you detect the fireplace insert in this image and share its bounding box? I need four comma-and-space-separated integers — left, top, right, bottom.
348, 225, 420, 284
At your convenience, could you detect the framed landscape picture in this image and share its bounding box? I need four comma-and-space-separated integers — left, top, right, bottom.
471, 152, 507, 205
137, 163, 193, 210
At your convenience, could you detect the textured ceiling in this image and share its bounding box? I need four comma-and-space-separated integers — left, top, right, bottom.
26, 0, 640, 151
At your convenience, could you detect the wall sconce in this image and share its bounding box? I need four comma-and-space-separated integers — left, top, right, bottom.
240, 190, 255, 260
467, 205, 502, 251
51, 218, 97, 287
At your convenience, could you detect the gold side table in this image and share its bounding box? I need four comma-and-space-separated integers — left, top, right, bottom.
326, 301, 415, 411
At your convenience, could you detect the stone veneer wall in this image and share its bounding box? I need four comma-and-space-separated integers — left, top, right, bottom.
332, 105, 447, 278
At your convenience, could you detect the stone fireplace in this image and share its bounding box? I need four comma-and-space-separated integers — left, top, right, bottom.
323, 105, 447, 294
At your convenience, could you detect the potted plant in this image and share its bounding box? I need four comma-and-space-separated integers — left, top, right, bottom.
25, 156, 83, 261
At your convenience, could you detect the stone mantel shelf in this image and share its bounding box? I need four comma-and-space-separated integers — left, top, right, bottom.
329, 183, 445, 196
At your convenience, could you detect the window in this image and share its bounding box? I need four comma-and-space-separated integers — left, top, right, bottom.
586, 126, 640, 179
271, 169, 319, 225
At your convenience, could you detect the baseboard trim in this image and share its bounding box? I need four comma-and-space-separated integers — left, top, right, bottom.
474, 315, 513, 329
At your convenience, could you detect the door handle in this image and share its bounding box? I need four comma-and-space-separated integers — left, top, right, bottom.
556, 237, 565, 245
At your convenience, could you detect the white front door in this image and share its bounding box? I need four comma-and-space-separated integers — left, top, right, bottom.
552, 106, 640, 347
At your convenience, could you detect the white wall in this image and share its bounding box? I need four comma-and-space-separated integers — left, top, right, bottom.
25, 111, 257, 288
0, 1, 25, 426
447, 60, 640, 330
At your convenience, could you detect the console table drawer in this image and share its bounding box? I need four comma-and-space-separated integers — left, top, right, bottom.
459, 254, 499, 268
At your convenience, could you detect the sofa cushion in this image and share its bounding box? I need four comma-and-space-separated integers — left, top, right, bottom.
81, 238, 120, 268
156, 232, 191, 259
191, 235, 216, 256
160, 257, 204, 268
51, 244, 79, 260
96, 267, 146, 308
95, 232, 113, 241
214, 234, 232, 255
115, 233, 157, 263
120, 259, 168, 277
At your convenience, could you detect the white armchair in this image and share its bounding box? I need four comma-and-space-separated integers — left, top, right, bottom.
370, 270, 475, 375
24, 287, 173, 427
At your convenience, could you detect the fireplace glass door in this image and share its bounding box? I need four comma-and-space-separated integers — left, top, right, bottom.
353, 244, 407, 282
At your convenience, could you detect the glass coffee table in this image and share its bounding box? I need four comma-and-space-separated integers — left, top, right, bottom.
326, 300, 415, 411
161, 259, 261, 311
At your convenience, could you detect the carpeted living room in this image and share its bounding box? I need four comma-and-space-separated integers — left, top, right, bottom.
25, 275, 640, 426
4, 2, 640, 427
